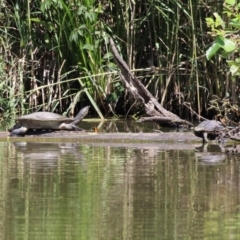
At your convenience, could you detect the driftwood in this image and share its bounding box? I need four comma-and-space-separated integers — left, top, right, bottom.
109, 39, 193, 127
138, 116, 192, 126
229, 125, 240, 141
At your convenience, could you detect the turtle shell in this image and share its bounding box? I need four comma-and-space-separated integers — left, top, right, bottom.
15, 112, 73, 129
194, 120, 225, 140
194, 120, 224, 133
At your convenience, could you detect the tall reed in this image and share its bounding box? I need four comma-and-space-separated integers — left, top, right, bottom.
0, 0, 232, 120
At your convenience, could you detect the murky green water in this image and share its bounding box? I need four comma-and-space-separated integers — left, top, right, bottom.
0, 139, 240, 240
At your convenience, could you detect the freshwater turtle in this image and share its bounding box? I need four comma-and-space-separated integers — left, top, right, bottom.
10, 106, 90, 137
194, 120, 225, 143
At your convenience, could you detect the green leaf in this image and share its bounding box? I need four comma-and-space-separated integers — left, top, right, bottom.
216, 36, 224, 46
229, 21, 240, 28
44, 34, 50, 43
222, 38, 236, 52
216, 36, 236, 52
226, 60, 236, 65
219, 51, 229, 58
114, 82, 121, 87
206, 42, 220, 60
82, 43, 94, 51
106, 93, 118, 103
226, 0, 236, 6
30, 18, 40, 23
70, 32, 78, 42
103, 52, 113, 59
206, 17, 215, 27
229, 64, 239, 76
213, 12, 225, 28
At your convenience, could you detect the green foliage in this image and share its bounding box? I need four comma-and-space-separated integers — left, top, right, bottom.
204, 0, 240, 121
206, 0, 240, 73
1, 0, 239, 119
105, 82, 125, 103
0, 0, 114, 117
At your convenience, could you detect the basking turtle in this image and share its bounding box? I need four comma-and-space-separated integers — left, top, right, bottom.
194, 120, 225, 143
10, 106, 90, 137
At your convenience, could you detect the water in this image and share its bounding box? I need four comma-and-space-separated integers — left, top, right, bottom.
0, 138, 240, 240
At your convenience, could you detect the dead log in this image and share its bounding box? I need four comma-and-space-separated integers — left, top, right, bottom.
109, 38, 193, 127
138, 116, 192, 126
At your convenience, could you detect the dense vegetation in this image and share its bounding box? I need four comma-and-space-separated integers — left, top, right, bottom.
0, 0, 239, 122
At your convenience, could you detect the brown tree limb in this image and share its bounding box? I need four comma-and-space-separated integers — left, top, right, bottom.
110, 38, 193, 127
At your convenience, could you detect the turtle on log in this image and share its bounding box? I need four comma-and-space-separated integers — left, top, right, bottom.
10, 106, 90, 137
194, 120, 226, 143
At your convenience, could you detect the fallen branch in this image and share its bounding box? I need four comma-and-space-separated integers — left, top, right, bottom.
110, 38, 193, 127
138, 116, 192, 127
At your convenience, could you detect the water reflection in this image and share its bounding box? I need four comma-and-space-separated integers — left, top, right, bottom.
80, 119, 188, 133
195, 143, 226, 165
13, 141, 84, 167
0, 141, 240, 239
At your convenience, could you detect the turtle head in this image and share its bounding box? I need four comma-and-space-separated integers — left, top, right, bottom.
72, 106, 90, 125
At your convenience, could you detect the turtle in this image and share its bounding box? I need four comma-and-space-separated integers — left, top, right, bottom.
10, 106, 90, 137
194, 120, 225, 143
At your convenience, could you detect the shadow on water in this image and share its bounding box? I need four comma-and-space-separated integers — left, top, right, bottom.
0, 129, 240, 239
